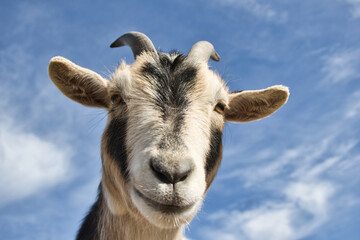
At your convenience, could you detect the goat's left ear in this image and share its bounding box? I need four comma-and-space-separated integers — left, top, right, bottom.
48, 56, 110, 108
225, 85, 289, 123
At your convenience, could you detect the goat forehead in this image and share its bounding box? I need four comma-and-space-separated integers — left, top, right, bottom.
141, 57, 198, 90
128, 53, 205, 116
111, 52, 227, 133
140, 53, 198, 93
111, 51, 226, 103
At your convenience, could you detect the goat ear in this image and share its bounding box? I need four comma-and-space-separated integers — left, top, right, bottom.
225, 85, 289, 123
48, 56, 110, 108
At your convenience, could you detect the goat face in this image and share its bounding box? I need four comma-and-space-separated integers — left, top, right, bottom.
48, 32, 289, 229
104, 51, 228, 228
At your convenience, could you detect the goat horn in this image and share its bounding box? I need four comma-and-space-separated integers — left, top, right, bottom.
187, 41, 220, 63
110, 31, 157, 59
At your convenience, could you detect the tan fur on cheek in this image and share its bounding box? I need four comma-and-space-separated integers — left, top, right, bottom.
101, 140, 134, 216
101, 169, 128, 215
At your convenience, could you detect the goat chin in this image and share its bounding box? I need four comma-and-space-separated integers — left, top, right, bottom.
130, 187, 202, 229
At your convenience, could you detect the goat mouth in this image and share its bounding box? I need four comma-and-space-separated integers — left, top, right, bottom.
134, 188, 194, 214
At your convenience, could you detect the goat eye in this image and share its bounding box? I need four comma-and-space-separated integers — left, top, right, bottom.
110, 94, 123, 105
214, 103, 225, 114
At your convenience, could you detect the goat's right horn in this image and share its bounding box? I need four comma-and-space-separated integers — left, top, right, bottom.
187, 41, 220, 63
110, 31, 157, 59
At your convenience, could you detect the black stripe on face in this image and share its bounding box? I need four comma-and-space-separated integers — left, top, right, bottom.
105, 117, 129, 181
141, 53, 198, 126
205, 126, 223, 175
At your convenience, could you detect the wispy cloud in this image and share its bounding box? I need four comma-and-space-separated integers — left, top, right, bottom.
0, 117, 73, 206
347, 0, 360, 18
322, 49, 360, 84
212, 0, 287, 23
345, 90, 360, 118
201, 180, 334, 240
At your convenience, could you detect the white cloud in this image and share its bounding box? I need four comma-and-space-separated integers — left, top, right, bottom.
345, 90, 360, 118
0, 117, 72, 205
213, 0, 287, 22
322, 49, 360, 84
200, 180, 335, 240
347, 0, 360, 18
285, 181, 334, 217
241, 207, 293, 240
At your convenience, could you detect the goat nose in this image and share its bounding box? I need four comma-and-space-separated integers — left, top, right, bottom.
150, 158, 193, 184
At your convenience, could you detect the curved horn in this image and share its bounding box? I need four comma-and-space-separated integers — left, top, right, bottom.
110, 31, 157, 59
187, 41, 220, 63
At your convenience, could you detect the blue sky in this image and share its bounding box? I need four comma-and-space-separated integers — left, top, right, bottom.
1, 0, 360, 239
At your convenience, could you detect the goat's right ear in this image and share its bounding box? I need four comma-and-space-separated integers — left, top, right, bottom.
48, 56, 110, 108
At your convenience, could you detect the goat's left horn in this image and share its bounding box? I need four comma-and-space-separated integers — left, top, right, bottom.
110, 31, 157, 59
187, 41, 220, 63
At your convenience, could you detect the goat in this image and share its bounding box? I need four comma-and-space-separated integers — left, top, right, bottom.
48, 32, 289, 240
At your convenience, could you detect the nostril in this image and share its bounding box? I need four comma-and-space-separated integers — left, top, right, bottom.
176, 158, 193, 183
150, 159, 173, 184
150, 158, 193, 184
176, 171, 190, 182
177, 167, 191, 182
179, 175, 187, 182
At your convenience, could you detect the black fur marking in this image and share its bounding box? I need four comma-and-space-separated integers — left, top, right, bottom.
170, 54, 186, 72
205, 126, 223, 175
105, 117, 129, 181
141, 52, 197, 133
76, 186, 102, 240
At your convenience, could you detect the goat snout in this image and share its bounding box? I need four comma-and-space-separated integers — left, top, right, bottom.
150, 157, 193, 184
